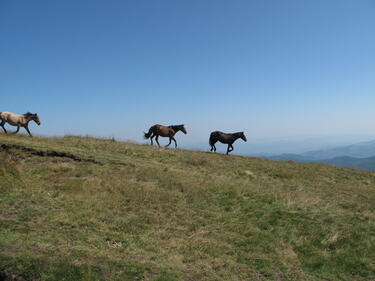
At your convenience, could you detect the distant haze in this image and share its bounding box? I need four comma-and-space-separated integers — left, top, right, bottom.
262, 139, 375, 171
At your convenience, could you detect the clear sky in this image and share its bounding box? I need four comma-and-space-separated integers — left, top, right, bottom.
1, 0, 374, 153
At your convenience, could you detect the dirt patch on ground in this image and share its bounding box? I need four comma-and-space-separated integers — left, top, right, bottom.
0, 270, 34, 281
0, 144, 102, 165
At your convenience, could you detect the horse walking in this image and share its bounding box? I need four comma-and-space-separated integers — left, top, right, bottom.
209, 131, 247, 155
0, 112, 41, 137
144, 124, 187, 148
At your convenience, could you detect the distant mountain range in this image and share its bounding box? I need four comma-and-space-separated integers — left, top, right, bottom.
260, 140, 375, 171
301, 140, 375, 159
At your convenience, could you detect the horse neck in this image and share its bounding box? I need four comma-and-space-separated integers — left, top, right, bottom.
23, 116, 33, 125
232, 133, 242, 140
170, 126, 181, 133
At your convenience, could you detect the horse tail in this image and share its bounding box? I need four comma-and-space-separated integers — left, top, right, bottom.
144, 126, 154, 139
209, 132, 216, 146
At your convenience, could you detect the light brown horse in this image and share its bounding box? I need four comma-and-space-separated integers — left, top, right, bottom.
144, 124, 187, 148
0, 112, 41, 137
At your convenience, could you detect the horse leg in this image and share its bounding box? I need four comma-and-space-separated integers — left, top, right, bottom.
150, 134, 154, 145
210, 144, 215, 152
0, 120, 7, 133
24, 126, 32, 137
229, 144, 234, 152
210, 139, 216, 152
165, 137, 172, 147
172, 137, 177, 148
155, 135, 160, 146
12, 125, 20, 135
226, 144, 231, 155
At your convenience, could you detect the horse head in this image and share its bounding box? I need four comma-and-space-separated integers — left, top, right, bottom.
28, 113, 41, 125
240, 132, 247, 142
180, 125, 187, 134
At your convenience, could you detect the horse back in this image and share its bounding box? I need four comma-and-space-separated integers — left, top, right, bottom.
210, 131, 233, 144
155, 124, 174, 137
0, 112, 25, 125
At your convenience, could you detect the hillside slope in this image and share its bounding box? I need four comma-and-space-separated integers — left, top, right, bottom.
1, 134, 375, 281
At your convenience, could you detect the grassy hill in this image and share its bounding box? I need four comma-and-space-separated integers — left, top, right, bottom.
1, 134, 375, 281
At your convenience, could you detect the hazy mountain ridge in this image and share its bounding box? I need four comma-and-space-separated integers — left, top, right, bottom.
302, 140, 375, 159
262, 140, 375, 171
317, 156, 375, 171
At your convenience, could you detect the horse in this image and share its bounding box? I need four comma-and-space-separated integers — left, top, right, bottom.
0, 112, 41, 137
209, 131, 247, 155
144, 124, 187, 148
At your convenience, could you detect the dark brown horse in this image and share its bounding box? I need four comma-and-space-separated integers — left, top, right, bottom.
144, 124, 187, 148
209, 131, 247, 155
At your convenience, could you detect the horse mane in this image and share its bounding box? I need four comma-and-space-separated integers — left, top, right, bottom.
233, 132, 244, 137
169, 124, 184, 129
24, 112, 33, 117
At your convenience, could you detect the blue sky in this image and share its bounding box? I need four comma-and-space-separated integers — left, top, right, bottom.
1, 0, 374, 154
